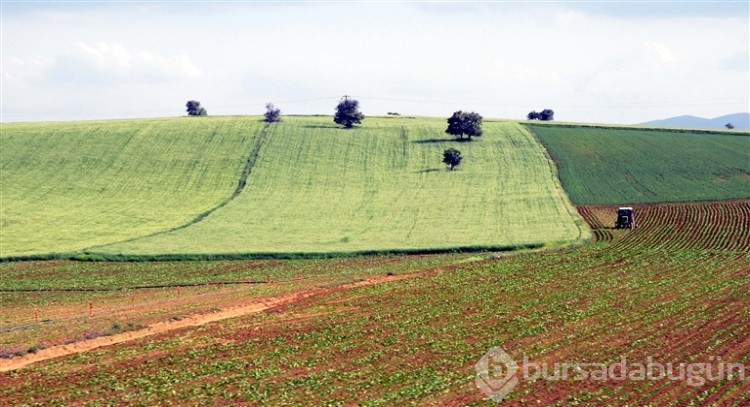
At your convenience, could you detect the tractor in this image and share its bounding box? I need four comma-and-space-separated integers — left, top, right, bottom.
615, 207, 635, 229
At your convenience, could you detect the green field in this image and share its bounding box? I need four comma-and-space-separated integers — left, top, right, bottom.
2, 116, 587, 259
526, 123, 750, 204
1, 117, 263, 257
97, 117, 586, 256
4, 117, 748, 259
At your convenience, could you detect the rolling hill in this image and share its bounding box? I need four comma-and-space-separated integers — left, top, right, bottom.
5, 115, 748, 258
95, 116, 587, 257
2, 116, 749, 406
1, 116, 587, 259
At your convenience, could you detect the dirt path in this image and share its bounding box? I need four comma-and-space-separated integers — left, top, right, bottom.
0, 273, 413, 372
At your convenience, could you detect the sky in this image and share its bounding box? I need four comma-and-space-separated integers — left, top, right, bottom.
2, 1, 749, 124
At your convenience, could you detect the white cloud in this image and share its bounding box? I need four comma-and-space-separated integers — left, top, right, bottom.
50, 42, 202, 84
1, 2, 747, 123
643, 41, 679, 72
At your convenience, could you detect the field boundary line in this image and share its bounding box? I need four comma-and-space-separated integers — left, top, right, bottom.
520, 125, 593, 244
522, 121, 750, 136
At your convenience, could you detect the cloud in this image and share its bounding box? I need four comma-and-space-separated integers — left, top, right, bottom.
643, 41, 678, 67
632, 41, 681, 78
1, 2, 747, 123
46, 42, 202, 85
1, 54, 52, 86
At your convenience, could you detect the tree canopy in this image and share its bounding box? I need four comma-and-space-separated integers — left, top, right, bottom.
446, 110, 483, 141
527, 109, 554, 121
334, 96, 365, 128
186, 100, 207, 116
264, 103, 281, 123
540, 109, 555, 121
443, 148, 463, 170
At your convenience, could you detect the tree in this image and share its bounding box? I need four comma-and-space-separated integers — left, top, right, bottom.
334, 96, 364, 128
527, 109, 554, 121
264, 103, 281, 123
186, 100, 207, 116
446, 111, 466, 139
527, 111, 541, 120
446, 111, 483, 141
462, 111, 483, 140
726, 122, 735, 129
443, 148, 463, 170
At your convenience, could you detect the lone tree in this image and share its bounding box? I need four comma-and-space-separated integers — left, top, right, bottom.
527, 109, 554, 121
186, 100, 207, 116
443, 148, 463, 170
264, 103, 281, 123
726, 122, 735, 129
334, 96, 365, 128
446, 110, 483, 141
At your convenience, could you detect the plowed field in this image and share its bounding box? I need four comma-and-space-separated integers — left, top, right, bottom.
2, 201, 747, 405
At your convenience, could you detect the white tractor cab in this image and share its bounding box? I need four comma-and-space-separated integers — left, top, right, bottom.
615, 207, 635, 229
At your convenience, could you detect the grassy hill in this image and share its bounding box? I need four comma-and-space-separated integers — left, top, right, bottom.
1, 117, 262, 257
6, 116, 749, 259
95, 116, 586, 257
526, 123, 750, 205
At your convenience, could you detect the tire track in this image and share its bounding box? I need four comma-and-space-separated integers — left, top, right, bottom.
84, 124, 273, 252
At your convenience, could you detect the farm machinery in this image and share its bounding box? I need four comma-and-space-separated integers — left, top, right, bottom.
615, 207, 636, 229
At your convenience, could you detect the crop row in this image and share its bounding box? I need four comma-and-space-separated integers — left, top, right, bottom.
579, 200, 750, 253
529, 124, 750, 204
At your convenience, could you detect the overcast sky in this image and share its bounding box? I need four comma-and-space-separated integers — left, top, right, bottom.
2, 1, 748, 124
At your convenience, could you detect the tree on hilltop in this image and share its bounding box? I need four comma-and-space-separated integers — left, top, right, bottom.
264, 103, 281, 122
446, 110, 483, 141
334, 96, 365, 128
186, 100, 207, 116
540, 109, 554, 121
527, 108, 554, 121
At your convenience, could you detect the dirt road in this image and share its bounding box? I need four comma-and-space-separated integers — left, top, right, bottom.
0, 273, 414, 372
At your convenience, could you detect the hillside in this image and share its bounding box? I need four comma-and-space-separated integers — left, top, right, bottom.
639, 112, 750, 130
0, 117, 261, 257
1, 116, 587, 259
526, 123, 750, 205
95, 116, 586, 257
